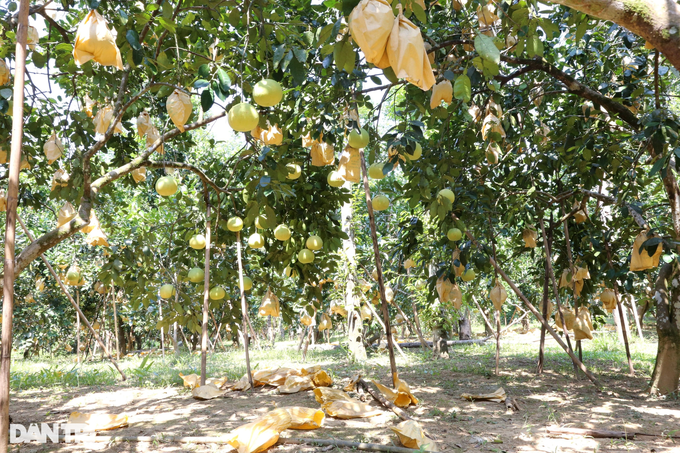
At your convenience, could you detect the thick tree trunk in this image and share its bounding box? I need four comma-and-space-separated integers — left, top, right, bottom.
649, 263, 680, 394
546, 0, 680, 73
432, 309, 450, 360
459, 308, 472, 340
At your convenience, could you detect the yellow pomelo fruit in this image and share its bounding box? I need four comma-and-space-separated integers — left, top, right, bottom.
328, 171, 344, 187
252, 79, 283, 107
298, 248, 315, 264
286, 163, 301, 180
461, 268, 476, 282
189, 234, 206, 249
248, 233, 265, 249
241, 276, 253, 291
209, 286, 226, 300
155, 176, 178, 197
348, 128, 369, 148
227, 216, 243, 232
274, 224, 291, 241
405, 143, 422, 160
188, 267, 205, 283
368, 163, 385, 179
66, 269, 81, 284
438, 188, 455, 204
306, 235, 323, 251
228, 103, 259, 132
447, 228, 462, 241
372, 194, 390, 211
159, 284, 175, 299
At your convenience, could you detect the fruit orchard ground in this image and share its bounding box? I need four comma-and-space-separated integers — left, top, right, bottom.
9, 327, 680, 452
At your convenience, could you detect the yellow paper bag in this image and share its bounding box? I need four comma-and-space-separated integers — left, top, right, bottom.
630, 230, 663, 271
452, 249, 465, 277
73, 10, 123, 70
0, 60, 9, 86
86, 227, 109, 247
313, 387, 353, 404
57, 202, 77, 227
43, 133, 63, 164
450, 283, 463, 310
226, 409, 292, 453
600, 288, 617, 313
554, 307, 575, 331
436, 274, 453, 303
489, 279, 507, 311
145, 125, 164, 154
132, 167, 147, 184
167, 89, 193, 132
338, 145, 361, 182
481, 113, 505, 141
461, 387, 506, 402
137, 111, 152, 137
258, 288, 281, 317
93, 105, 123, 135
68, 412, 128, 431
282, 407, 325, 430
318, 313, 332, 331
386, 7, 436, 91
192, 384, 227, 400
573, 311, 593, 341
311, 141, 335, 166
430, 80, 453, 109
349, 0, 395, 66
330, 300, 348, 317
391, 420, 439, 451
322, 400, 383, 419
179, 373, 200, 389
278, 375, 315, 394
312, 370, 332, 387
522, 227, 537, 248
51, 169, 70, 191
0, 189, 5, 212
373, 377, 418, 407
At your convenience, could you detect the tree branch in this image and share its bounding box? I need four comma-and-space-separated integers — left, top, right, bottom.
145, 161, 242, 195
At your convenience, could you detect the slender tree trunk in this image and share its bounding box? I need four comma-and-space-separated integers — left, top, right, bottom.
159, 299, 165, 359
200, 203, 211, 386
649, 263, 680, 394
459, 308, 472, 340
77, 291, 81, 364
628, 295, 644, 339
235, 231, 253, 389
537, 257, 550, 374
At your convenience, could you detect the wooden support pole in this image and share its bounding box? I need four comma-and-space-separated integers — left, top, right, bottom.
495, 310, 501, 376
235, 231, 253, 389
538, 218, 580, 378
537, 257, 550, 374
452, 213, 600, 388
563, 217, 583, 372
17, 216, 127, 380
76, 290, 81, 364
200, 202, 211, 386
0, 1, 30, 447
630, 296, 644, 339
159, 298, 165, 359
112, 288, 120, 360
358, 148, 398, 388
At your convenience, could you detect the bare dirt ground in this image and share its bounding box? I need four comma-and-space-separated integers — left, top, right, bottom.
9, 329, 680, 453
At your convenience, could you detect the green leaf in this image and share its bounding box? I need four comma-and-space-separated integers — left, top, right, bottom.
316, 23, 335, 47
201, 89, 214, 112
288, 58, 306, 85
273, 44, 286, 69
575, 20, 589, 43
157, 17, 176, 33
293, 47, 307, 63
118, 9, 128, 25
126, 29, 142, 51
453, 75, 471, 103
217, 69, 231, 92
132, 48, 144, 66
88, 0, 100, 9
412, 2, 427, 23
648, 156, 666, 177
31, 52, 46, 68
474, 34, 500, 65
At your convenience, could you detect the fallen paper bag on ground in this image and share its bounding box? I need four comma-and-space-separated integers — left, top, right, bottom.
322, 400, 383, 419
281, 407, 325, 429
373, 378, 418, 407
343, 373, 362, 392
312, 370, 332, 387
278, 375, 315, 394
179, 373, 200, 389
232, 374, 252, 391
301, 365, 321, 376
192, 384, 227, 400
206, 376, 230, 388
391, 420, 439, 451
226, 409, 292, 453
313, 387, 354, 404
68, 412, 129, 431
461, 387, 506, 402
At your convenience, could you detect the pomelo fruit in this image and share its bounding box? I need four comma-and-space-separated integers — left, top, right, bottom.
189, 234, 206, 249
306, 235, 323, 251
155, 175, 178, 197
438, 188, 455, 204
227, 216, 243, 232
274, 224, 291, 241
447, 228, 462, 241
248, 233, 265, 249
228, 102, 259, 132
252, 79, 283, 107
348, 128, 369, 149
241, 276, 253, 291
405, 142, 422, 160
286, 163, 301, 180
66, 269, 81, 284
209, 286, 226, 300
298, 249, 314, 264
188, 267, 205, 283
159, 284, 175, 299
327, 171, 344, 187
372, 194, 390, 211
368, 163, 385, 179
461, 268, 476, 282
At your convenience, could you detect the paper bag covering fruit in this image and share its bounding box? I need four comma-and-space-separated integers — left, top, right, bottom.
68, 412, 128, 431
93, 105, 124, 135
73, 10, 123, 70
258, 288, 280, 317
166, 89, 193, 132
391, 420, 439, 451
132, 167, 147, 183
51, 168, 69, 191
489, 279, 507, 311
600, 287, 617, 313
310, 140, 335, 166
348, 0, 394, 67
630, 230, 663, 272
522, 227, 537, 248
318, 313, 332, 331
430, 80, 452, 109
558, 269, 584, 297
554, 307, 575, 331
573, 310, 593, 340
43, 133, 63, 164
461, 386, 506, 402
57, 201, 77, 228
373, 377, 418, 408
386, 5, 435, 91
